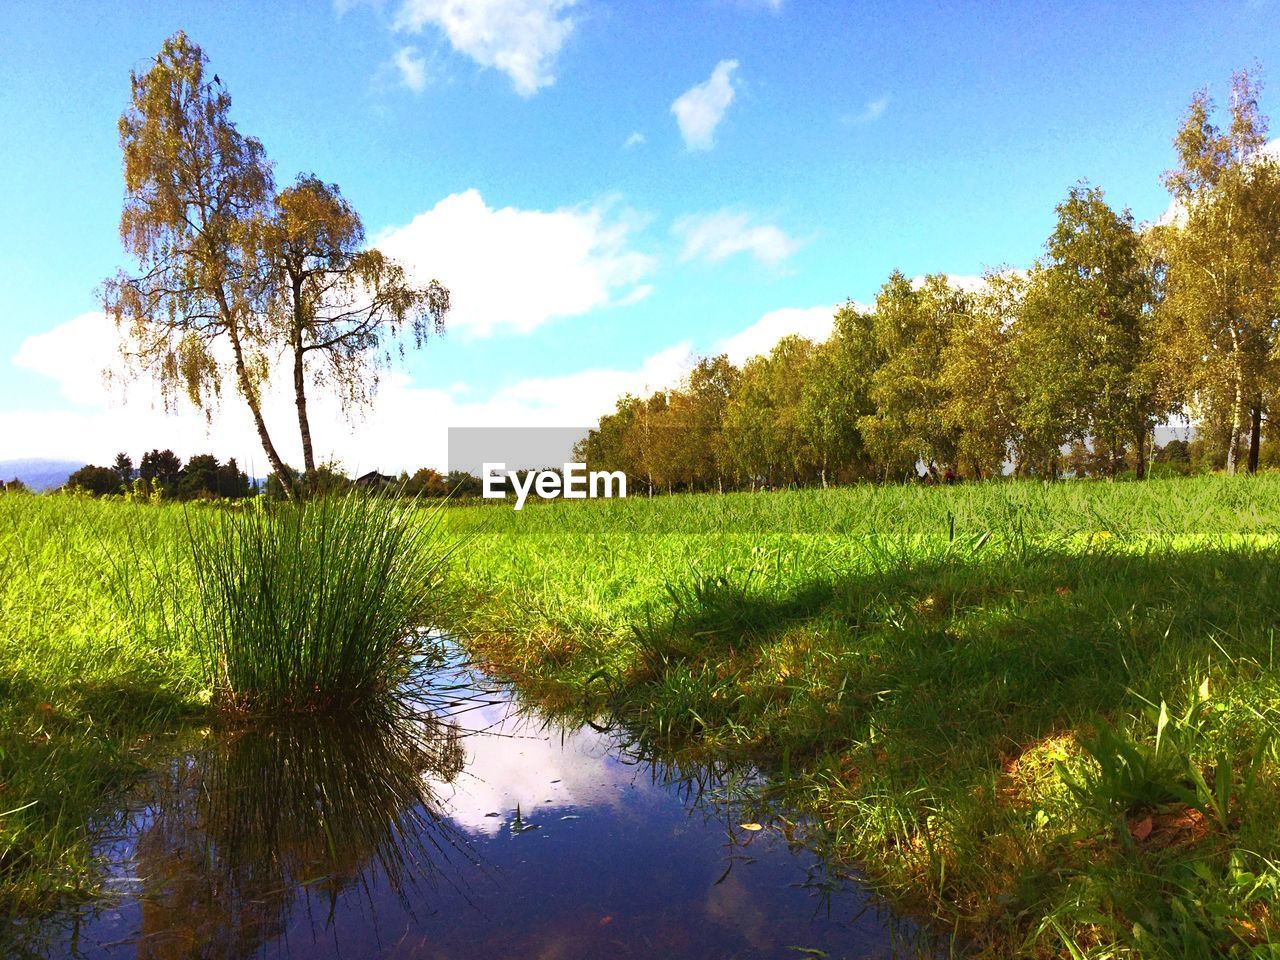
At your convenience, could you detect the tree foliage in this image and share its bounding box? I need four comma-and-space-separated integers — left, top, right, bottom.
263, 175, 450, 486
1156, 69, 1280, 474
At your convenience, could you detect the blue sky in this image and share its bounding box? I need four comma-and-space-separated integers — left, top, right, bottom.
1, 0, 1277, 472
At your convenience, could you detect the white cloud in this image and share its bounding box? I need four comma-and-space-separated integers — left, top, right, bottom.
13, 312, 129, 407
673, 209, 801, 267
908, 273, 987, 293
714, 304, 840, 365
5, 188, 663, 471
393, 0, 578, 97
4, 314, 689, 473
671, 60, 738, 151
7, 299, 883, 470
391, 45, 428, 92
856, 94, 889, 122
623, 131, 645, 149
494, 343, 689, 411
375, 189, 656, 338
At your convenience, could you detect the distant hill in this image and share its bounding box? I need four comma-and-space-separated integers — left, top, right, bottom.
0, 459, 86, 491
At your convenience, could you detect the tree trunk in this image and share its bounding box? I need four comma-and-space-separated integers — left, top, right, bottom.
214, 285, 294, 501
227, 322, 294, 502
291, 289, 317, 495
1248, 402, 1262, 474
1226, 374, 1244, 476
1134, 427, 1146, 480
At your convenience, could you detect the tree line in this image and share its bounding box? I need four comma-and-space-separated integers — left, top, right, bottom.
577, 71, 1280, 491
56, 456, 493, 501
64, 450, 252, 499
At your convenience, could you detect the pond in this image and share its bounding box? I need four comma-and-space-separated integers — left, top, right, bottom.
35, 660, 928, 959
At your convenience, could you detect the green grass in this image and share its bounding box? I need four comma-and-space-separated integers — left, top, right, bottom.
0, 493, 451, 929
6, 476, 1280, 956
436, 475, 1280, 958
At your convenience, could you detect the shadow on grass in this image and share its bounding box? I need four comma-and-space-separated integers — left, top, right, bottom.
612, 543, 1280, 769
494, 541, 1280, 956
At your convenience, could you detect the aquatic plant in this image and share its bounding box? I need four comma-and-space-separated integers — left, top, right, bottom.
186, 494, 455, 714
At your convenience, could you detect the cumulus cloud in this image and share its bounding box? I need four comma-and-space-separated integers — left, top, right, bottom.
673, 209, 801, 267
713, 304, 842, 365
907, 273, 987, 293
8, 297, 895, 469
671, 60, 738, 151
375, 189, 656, 338
4, 313, 689, 472
391, 45, 429, 92
5, 188, 664, 470
393, 0, 578, 97
623, 131, 645, 149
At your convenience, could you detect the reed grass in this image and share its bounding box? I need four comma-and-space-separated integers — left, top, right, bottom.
186, 495, 455, 714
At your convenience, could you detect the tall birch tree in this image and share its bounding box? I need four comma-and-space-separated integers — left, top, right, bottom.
101, 33, 294, 495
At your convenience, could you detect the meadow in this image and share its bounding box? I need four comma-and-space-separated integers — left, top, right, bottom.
0, 493, 450, 931
3, 477, 1280, 957
440, 476, 1280, 958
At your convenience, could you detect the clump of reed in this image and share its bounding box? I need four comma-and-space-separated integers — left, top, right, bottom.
186, 495, 453, 714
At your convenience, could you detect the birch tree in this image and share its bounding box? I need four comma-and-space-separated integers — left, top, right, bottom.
263, 175, 450, 490
1159, 70, 1280, 474
101, 33, 294, 495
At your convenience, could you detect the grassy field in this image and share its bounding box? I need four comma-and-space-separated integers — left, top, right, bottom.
0, 494, 448, 938
440, 476, 1280, 958
4, 478, 1280, 957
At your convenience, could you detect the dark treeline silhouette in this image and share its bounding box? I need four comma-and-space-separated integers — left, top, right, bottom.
65, 450, 252, 500
263, 466, 485, 500
60, 456, 490, 502
578, 70, 1280, 493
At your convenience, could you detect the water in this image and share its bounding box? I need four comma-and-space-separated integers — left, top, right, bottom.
38, 662, 925, 959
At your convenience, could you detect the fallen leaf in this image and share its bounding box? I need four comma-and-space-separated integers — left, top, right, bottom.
739, 822, 763, 831
1129, 815, 1153, 841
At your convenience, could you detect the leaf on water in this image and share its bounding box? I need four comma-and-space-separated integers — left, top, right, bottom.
786, 948, 829, 957
714, 862, 734, 886
560, 814, 580, 820
739, 822, 763, 831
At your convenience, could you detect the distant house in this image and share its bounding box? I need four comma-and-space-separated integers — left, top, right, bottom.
353, 471, 398, 491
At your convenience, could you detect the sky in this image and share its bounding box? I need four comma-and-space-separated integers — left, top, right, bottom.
1, 0, 1277, 475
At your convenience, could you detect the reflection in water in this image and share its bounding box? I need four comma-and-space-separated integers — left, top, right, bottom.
89, 704, 473, 959
55, 664, 927, 959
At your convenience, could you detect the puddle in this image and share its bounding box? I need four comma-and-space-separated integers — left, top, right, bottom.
38, 662, 927, 958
